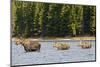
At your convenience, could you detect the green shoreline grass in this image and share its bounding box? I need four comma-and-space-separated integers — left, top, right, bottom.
68, 37, 95, 40
12, 36, 95, 41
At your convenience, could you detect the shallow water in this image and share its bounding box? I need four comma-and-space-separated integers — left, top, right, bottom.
11, 40, 96, 66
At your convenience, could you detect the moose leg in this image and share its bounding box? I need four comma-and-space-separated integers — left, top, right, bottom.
37, 48, 40, 52
37, 44, 41, 52
23, 45, 29, 52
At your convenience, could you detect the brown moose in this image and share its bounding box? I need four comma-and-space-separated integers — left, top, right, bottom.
79, 41, 92, 49
53, 42, 70, 50
15, 39, 41, 52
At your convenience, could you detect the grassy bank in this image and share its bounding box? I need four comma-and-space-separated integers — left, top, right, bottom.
12, 36, 95, 42
68, 37, 95, 40
42, 36, 95, 40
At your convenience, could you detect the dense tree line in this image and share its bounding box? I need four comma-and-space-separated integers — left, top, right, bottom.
12, 0, 96, 38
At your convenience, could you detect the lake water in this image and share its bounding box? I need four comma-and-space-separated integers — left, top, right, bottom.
11, 40, 96, 66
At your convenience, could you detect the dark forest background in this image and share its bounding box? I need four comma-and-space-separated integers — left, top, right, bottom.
12, 0, 96, 38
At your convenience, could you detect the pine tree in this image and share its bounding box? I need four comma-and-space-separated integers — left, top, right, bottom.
89, 6, 96, 35
60, 4, 71, 36
14, 1, 24, 37
12, 0, 17, 37
33, 3, 41, 37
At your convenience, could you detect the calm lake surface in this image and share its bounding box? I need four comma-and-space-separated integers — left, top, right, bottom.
11, 40, 96, 66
